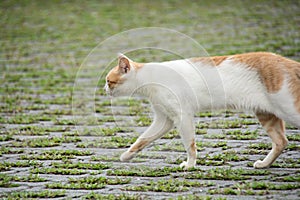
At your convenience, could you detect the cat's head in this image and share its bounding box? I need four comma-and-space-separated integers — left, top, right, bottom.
104, 54, 142, 97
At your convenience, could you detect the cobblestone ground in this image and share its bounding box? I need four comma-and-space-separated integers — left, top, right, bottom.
1, 1, 299, 199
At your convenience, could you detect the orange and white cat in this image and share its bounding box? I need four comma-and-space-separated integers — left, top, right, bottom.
104, 52, 300, 169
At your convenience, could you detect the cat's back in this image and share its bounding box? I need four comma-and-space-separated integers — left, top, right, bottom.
229, 52, 300, 92
190, 52, 300, 95
189, 52, 300, 125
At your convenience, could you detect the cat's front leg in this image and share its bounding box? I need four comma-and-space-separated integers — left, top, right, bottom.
178, 116, 197, 170
120, 110, 173, 162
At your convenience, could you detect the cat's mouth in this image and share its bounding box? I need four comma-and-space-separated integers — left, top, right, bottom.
103, 84, 113, 96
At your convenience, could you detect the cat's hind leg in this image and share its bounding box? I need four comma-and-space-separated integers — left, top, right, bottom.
177, 115, 197, 170
253, 112, 288, 169
120, 108, 173, 162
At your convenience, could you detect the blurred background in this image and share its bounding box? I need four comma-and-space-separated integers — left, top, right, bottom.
0, 1, 299, 199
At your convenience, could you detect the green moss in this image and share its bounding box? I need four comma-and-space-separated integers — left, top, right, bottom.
225, 129, 258, 140
90, 155, 121, 162
205, 150, 248, 162
0, 173, 47, 183
137, 153, 167, 159
208, 141, 229, 149
9, 126, 48, 136
98, 116, 118, 123
0, 134, 13, 141
204, 130, 258, 140
135, 116, 152, 126
286, 124, 299, 130
248, 143, 271, 150
169, 150, 247, 166
46, 176, 131, 190
162, 129, 180, 139
241, 181, 300, 190
124, 179, 214, 192
68, 127, 134, 137
0, 161, 42, 171
209, 181, 300, 196
287, 134, 300, 141
276, 175, 300, 182
195, 112, 215, 117
168, 157, 224, 167
20, 149, 93, 160
204, 134, 226, 139
286, 143, 300, 151
4, 190, 66, 199
239, 114, 255, 119
76, 136, 137, 148
0, 174, 20, 188
26, 125, 70, 134
50, 161, 111, 170
153, 141, 228, 152
69, 176, 131, 185
31, 167, 87, 175
153, 141, 186, 152
107, 166, 185, 177
241, 149, 267, 155
197, 119, 257, 129
4, 114, 54, 124
184, 167, 269, 180
54, 118, 78, 125
175, 195, 226, 200
84, 192, 145, 200
91, 154, 146, 163
195, 129, 208, 135
0, 147, 24, 156
10, 136, 81, 148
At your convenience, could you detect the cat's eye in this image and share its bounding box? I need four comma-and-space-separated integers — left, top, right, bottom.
107, 79, 117, 85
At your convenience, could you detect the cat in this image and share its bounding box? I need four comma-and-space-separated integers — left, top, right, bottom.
104, 52, 300, 169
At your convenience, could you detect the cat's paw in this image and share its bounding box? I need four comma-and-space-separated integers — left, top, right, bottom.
120, 151, 136, 162
253, 160, 269, 169
180, 161, 194, 170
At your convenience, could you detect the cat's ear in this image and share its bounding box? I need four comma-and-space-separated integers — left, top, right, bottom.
118, 54, 131, 74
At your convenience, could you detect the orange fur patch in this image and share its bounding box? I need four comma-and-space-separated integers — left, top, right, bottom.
256, 112, 287, 146
190, 56, 228, 66
130, 140, 148, 152
256, 112, 285, 130
190, 139, 197, 158
233, 52, 300, 113
233, 52, 284, 93
286, 62, 300, 113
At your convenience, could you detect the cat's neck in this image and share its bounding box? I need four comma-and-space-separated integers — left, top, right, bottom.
133, 60, 198, 104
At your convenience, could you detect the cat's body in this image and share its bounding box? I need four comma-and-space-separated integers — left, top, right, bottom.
105, 52, 300, 169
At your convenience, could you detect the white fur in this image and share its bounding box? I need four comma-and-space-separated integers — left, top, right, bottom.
133, 59, 274, 116
268, 77, 300, 127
